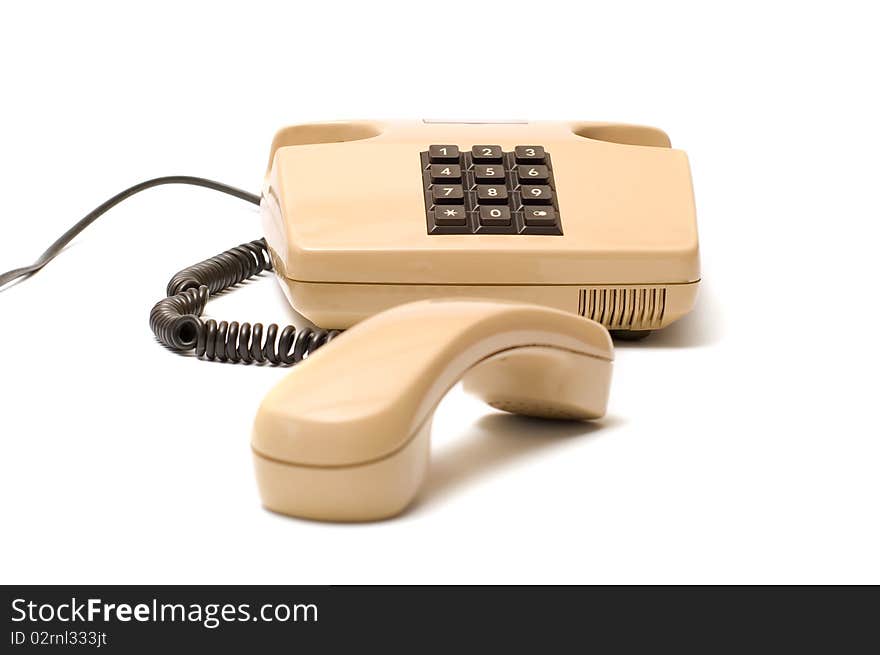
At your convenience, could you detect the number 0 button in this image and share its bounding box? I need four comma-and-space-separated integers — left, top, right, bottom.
479, 206, 511, 226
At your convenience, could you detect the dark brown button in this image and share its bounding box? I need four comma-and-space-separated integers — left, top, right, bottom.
432, 185, 464, 204
434, 206, 467, 225
474, 164, 506, 182
514, 145, 546, 162
428, 145, 460, 163
516, 164, 549, 183
523, 207, 557, 225
471, 145, 503, 163
478, 206, 511, 226
476, 184, 508, 203
520, 185, 553, 204
430, 164, 462, 182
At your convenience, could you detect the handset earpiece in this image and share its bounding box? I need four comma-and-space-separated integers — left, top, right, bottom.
251, 299, 614, 522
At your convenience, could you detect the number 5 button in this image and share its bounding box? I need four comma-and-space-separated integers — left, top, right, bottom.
520, 185, 553, 204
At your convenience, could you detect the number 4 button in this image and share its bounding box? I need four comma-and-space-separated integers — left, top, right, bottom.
430, 164, 462, 182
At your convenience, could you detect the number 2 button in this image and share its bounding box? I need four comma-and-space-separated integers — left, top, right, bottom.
471, 145, 503, 163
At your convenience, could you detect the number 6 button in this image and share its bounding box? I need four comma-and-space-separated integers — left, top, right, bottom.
516, 165, 549, 182
521, 185, 552, 204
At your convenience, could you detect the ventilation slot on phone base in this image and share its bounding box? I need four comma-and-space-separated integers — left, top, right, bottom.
577, 287, 667, 330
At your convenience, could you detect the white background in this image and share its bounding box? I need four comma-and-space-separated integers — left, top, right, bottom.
1, 1, 878, 584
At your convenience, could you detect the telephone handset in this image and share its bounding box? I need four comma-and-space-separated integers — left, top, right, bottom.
0, 120, 699, 521
253, 299, 613, 522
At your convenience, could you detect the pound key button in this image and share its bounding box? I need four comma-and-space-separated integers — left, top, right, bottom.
523, 207, 557, 226
428, 145, 460, 163
434, 206, 467, 226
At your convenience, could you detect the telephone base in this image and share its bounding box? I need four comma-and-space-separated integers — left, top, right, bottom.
275, 274, 699, 333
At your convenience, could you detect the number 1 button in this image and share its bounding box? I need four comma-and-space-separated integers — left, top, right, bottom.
429, 145, 460, 163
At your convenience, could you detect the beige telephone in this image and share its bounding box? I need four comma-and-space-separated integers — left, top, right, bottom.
0, 120, 699, 522
263, 120, 699, 334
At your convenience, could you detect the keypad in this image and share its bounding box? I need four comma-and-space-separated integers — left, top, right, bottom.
420, 144, 562, 235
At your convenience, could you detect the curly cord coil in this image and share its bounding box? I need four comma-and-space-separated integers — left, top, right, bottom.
150, 238, 341, 365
